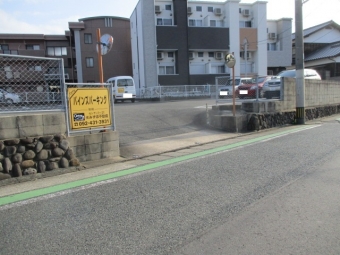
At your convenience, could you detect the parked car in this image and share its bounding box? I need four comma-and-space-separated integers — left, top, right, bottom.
262, 69, 321, 99
235, 76, 273, 99
219, 77, 253, 98
0, 88, 22, 104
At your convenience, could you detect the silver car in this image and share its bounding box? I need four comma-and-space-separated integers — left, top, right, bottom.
0, 88, 22, 104
262, 69, 321, 99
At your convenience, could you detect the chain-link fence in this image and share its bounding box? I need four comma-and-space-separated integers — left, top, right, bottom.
140, 85, 217, 99
65, 83, 115, 136
0, 54, 65, 113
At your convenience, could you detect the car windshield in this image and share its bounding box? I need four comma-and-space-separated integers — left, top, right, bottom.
226, 79, 240, 85
277, 70, 296, 78
226, 79, 253, 85
117, 79, 134, 87
250, 77, 267, 83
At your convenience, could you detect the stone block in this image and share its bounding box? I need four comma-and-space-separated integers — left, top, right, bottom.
102, 131, 119, 142
75, 155, 87, 163
17, 115, 43, 128
84, 133, 103, 145
102, 141, 119, 152
18, 126, 44, 138
220, 115, 247, 132
85, 143, 102, 155
102, 150, 120, 159
85, 152, 102, 161
0, 128, 20, 140
0, 116, 16, 129
70, 145, 86, 157
42, 113, 66, 126
68, 135, 85, 147
43, 125, 67, 136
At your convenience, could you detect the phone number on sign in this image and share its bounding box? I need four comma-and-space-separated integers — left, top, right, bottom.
74, 119, 110, 127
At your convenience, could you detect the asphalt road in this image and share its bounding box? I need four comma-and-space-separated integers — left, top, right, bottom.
1, 116, 340, 254
113, 98, 223, 145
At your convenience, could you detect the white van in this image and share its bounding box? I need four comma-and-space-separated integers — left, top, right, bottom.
106, 76, 136, 103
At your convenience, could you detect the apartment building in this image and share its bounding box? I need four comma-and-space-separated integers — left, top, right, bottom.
69, 16, 132, 83
267, 18, 293, 75
130, 0, 292, 93
0, 16, 132, 87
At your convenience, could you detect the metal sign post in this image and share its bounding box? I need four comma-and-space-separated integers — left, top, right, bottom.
96, 28, 104, 84
225, 53, 236, 117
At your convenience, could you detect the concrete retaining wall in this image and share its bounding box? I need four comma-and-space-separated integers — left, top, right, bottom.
0, 112, 120, 163
280, 78, 340, 111
0, 112, 67, 139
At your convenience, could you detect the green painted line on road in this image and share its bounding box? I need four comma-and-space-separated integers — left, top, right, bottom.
0, 125, 317, 207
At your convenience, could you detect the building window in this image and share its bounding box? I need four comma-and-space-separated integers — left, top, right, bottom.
86, 57, 94, 67
267, 43, 277, 51
0, 44, 9, 50
47, 67, 59, 74
208, 52, 214, 58
159, 65, 175, 75
197, 52, 204, 57
84, 34, 92, 44
188, 19, 203, 27
105, 18, 113, 27
163, 19, 172, 25
26, 44, 40, 50
47, 47, 67, 56
196, 6, 202, 12
208, 7, 213, 12
165, 4, 171, 10
240, 21, 252, 28
211, 65, 225, 74
27, 65, 42, 71
157, 18, 172, 26
168, 52, 174, 58
0, 44, 9, 54
210, 20, 223, 27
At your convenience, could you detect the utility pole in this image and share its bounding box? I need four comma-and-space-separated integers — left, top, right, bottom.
243, 38, 248, 77
295, 0, 305, 124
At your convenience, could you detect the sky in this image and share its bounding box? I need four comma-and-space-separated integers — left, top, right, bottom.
0, 0, 339, 35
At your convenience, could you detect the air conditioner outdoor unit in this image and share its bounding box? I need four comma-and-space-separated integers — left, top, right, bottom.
214, 8, 222, 16
155, 5, 161, 14
188, 52, 195, 60
187, 7, 192, 15
215, 52, 223, 60
157, 52, 163, 60
268, 32, 276, 39
242, 9, 250, 17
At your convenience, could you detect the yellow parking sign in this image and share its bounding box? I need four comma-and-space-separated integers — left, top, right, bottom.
68, 88, 112, 130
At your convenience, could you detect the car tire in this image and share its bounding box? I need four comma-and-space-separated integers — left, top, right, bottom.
5, 98, 14, 104
131, 99, 135, 103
